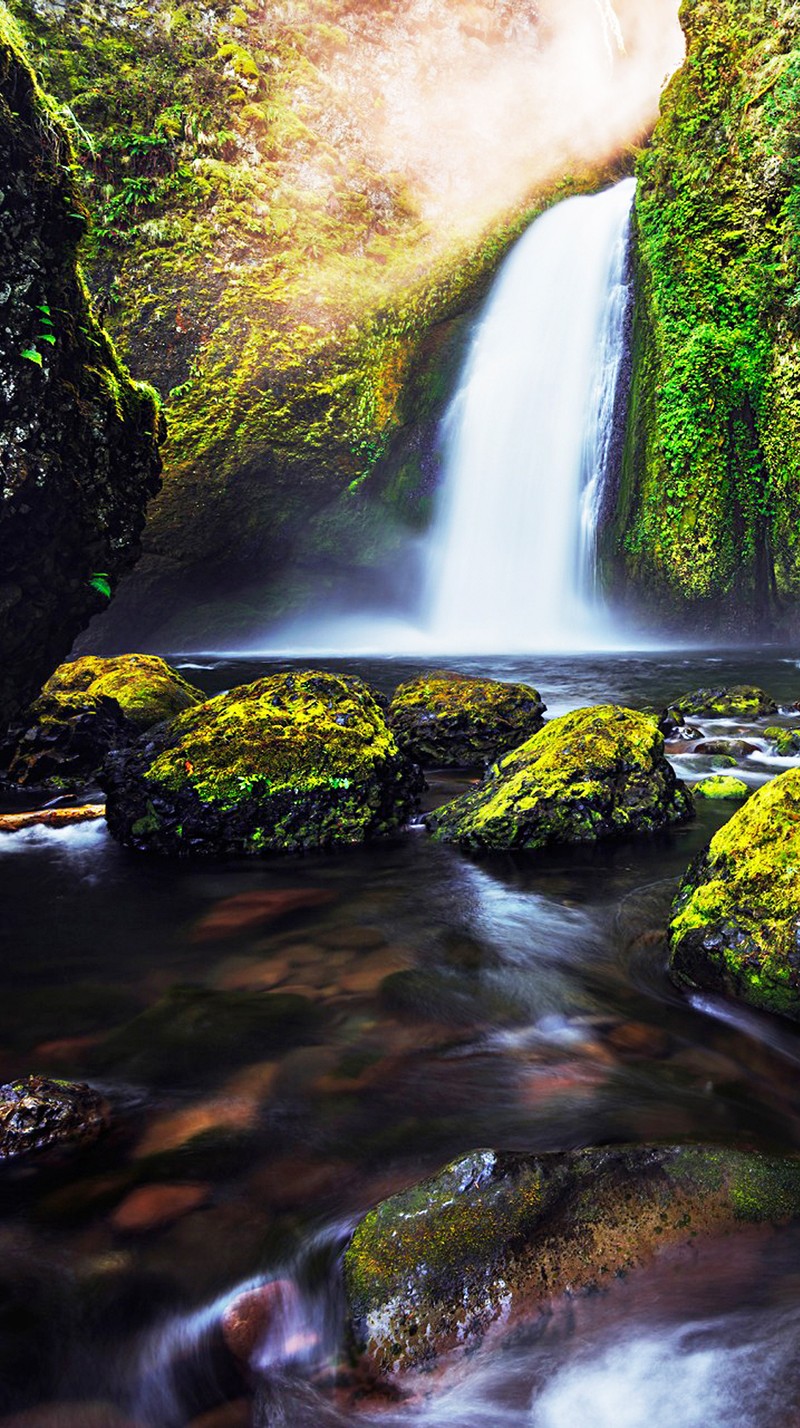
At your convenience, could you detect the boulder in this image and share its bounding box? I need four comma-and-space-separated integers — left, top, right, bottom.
0, 1075, 110, 1159
0, 13, 162, 728
661, 687, 777, 731
764, 726, 800, 757
427, 704, 692, 851
691, 775, 749, 800
102, 670, 423, 856
669, 767, 800, 1019
345, 1144, 800, 1381
388, 672, 545, 767
41, 655, 203, 729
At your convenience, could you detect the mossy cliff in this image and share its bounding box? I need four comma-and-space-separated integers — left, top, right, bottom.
607, 0, 800, 635
0, 4, 162, 726
8, 0, 626, 647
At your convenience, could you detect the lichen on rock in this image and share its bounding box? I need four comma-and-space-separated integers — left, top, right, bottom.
661, 686, 778, 728
0, 1075, 110, 1159
388, 671, 546, 768
691, 774, 750, 800
102, 668, 424, 855
427, 704, 693, 851
0, 4, 162, 727
669, 766, 800, 1019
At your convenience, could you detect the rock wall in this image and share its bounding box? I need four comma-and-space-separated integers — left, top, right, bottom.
0, 3, 162, 725
607, 0, 800, 638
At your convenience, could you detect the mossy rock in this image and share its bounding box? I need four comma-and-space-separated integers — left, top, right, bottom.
0, 1076, 110, 1159
427, 704, 693, 851
102, 670, 424, 856
765, 726, 800, 757
388, 672, 546, 768
0, 9, 162, 728
0, 655, 203, 791
691, 775, 750, 800
345, 1143, 800, 1380
663, 687, 778, 729
89, 984, 322, 1086
42, 655, 203, 729
669, 767, 800, 1020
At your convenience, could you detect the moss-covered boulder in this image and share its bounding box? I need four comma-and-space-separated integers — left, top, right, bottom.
669, 767, 800, 1020
691, 775, 750, 800
0, 7, 162, 728
605, 1, 800, 636
427, 705, 692, 851
345, 1144, 800, 1380
765, 726, 800, 757
102, 669, 423, 856
0, 654, 204, 791
388, 672, 546, 768
662, 687, 778, 729
0, 1076, 110, 1159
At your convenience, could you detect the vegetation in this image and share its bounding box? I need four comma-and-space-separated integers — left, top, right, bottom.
388, 672, 546, 768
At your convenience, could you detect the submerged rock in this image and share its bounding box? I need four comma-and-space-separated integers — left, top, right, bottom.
427, 704, 692, 851
345, 1144, 800, 1380
691, 775, 749, 800
0, 655, 204, 793
102, 670, 423, 856
669, 767, 800, 1020
388, 672, 546, 767
661, 687, 777, 730
0, 1076, 110, 1159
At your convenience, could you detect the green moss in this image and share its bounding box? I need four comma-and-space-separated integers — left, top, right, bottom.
764, 725, 800, 756
665, 685, 778, 722
669, 766, 800, 1018
691, 775, 750, 799
608, 1, 800, 631
428, 704, 693, 851
388, 671, 546, 768
42, 654, 203, 727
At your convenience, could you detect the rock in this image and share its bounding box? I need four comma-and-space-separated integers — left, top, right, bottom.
102, 670, 423, 856
89, 984, 322, 1086
427, 705, 693, 851
345, 1144, 800, 1381
691, 775, 750, 800
0, 15, 162, 729
110, 1182, 209, 1233
0, 656, 203, 792
661, 687, 778, 730
0, 1076, 110, 1159
0, 1404, 143, 1427
191, 888, 334, 943
222, 1280, 315, 1368
764, 726, 800, 757
0, 805, 105, 832
669, 767, 800, 1020
388, 672, 546, 767
693, 738, 759, 757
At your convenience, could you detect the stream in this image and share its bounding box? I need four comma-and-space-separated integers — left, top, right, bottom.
3, 648, 800, 1426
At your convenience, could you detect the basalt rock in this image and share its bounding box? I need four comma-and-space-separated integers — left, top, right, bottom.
0, 1075, 110, 1159
388, 672, 546, 768
765, 726, 800, 757
427, 704, 692, 851
691, 775, 749, 800
669, 767, 800, 1021
345, 1144, 800, 1381
660, 687, 778, 733
102, 670, 423, 856
0, 10, 162, 727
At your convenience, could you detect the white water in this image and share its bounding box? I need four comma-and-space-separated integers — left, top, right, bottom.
423, 177, 635, 652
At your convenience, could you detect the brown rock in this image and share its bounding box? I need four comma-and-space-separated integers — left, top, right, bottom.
221, 1280, 299, 1365
187, 1402, 252, 1428
134, 1095, 258, 1159
0, 1404, 142, 1427
191, 889, 335, 944
111, 1182, 209, 1232
606, 1021, 671, 1057
318, 925, 385, 951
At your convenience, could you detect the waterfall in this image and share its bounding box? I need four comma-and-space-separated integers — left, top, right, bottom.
424, 177, 635, 652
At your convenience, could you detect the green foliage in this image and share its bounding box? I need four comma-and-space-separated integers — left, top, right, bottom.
88, 572, 111, 598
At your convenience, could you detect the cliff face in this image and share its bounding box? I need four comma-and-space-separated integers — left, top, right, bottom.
0, 4, 162, 726
10, 0, 676, 648
609, 0, 800, 637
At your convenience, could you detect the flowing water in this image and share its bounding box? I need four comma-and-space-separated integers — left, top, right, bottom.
3, 649, 800, 1427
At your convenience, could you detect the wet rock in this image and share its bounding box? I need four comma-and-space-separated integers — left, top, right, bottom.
0, 1076, 110, 1159
427, 705, 693, 851
102, 670, 423, 856
0, 1404, 143, 1427
111, 1182, 209, 1233
691, 775, 750, 800
0, 692, 137, 794
345, 1144, 800, 1381
379, 968, 523, 1026
191, 888, 335, 943
42, 655, 203, 728
388, 672, 546, 767
693, 738, 759, 757
89, 985, 322, 1086
661, 686, 778, 731
764, 726, 800, 757
669, 767, 800, 1021
222, 1279, 315, 1369
187, 1404, 252, 1428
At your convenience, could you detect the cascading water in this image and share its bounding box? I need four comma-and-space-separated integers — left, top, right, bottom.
424, 177, 635, 652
